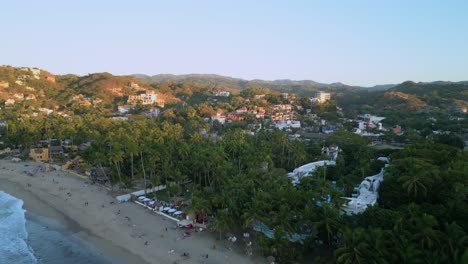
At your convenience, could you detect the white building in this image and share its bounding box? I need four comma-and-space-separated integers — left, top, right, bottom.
317, 91, 331, 103
358, 114, 385, 129
342, 168, 386, 215
38, 108, 53, 115
322, 145, 339, 161
128, 93, 157, 105
212, 90, 230, 97
118, 105, 132, 114
275, 120, 301, 130
288, 160, 336, 186
5, 99, 15, 106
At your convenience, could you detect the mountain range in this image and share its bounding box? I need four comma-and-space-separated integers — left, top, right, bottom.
0, 65, 466, 113
132, 73, 398, 91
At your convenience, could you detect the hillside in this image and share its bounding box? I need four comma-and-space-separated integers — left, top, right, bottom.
132, 74, 369, 96
335, 81, 468, 113
0, 66, 173, 113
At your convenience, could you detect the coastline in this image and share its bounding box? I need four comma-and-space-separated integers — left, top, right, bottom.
0, 159, 262, 264
0, 177, 147, 264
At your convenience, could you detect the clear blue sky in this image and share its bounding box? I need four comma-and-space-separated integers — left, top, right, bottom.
1, 0, 467, 86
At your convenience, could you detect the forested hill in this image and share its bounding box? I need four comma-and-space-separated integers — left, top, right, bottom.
336, 81, 468, 113
133, 73, 383, 96
0, 66, 162, 111
390, 81, 468, 101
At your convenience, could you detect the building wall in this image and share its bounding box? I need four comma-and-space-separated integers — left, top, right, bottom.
29, 148, 49, 162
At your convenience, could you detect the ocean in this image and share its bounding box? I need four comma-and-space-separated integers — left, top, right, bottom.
0, 191, 112, 264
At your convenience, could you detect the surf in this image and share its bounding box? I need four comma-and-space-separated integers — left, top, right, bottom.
0, 191, 37, 264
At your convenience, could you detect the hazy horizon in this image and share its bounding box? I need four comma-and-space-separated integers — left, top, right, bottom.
2, 1, 467, 86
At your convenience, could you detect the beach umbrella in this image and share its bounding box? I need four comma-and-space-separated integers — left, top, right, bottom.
174, 211, 183, 215
138, 196, 146, 201
168, 209, 176, 213
143, 198, 151, 202
163, 207, 171, 211
149, 201, 155, 205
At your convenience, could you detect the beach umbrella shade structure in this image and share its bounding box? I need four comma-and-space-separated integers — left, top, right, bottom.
143, 198, 151, 202
138, 196, 146, 201
174, 211, 183, 215
163, 207, 171, 211
149, 201, 155, 205
168, 209, 176, 213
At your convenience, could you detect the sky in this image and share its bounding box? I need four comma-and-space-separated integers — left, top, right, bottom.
1, 0, 467, 86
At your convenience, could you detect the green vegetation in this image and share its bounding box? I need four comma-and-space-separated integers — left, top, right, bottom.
1, 66, 467, 263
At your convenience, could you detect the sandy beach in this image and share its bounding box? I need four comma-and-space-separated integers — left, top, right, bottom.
0, 159, 263, 264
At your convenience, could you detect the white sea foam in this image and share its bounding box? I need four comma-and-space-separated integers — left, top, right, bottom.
0, 191, 37, 264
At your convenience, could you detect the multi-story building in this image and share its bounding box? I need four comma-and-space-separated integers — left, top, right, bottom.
316, 91, 331, 103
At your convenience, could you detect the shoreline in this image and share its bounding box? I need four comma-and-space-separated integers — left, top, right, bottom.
0, 159, 262, 264
0, 178, 148, 264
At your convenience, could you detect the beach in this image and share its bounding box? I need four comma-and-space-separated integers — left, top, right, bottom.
0, 159, 263, 264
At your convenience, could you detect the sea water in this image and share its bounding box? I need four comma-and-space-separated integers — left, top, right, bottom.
0, 191, 37, 264
0, 191, 112, 264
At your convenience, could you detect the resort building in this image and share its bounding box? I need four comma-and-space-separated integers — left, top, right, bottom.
316, 91, 331, 103
342, 168, 386, 215
288, 160, 336, 186
127, 91, 165, 107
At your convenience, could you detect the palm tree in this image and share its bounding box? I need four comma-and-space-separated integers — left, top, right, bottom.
397, 158, 438, 198
444, 222, 468, 264
314, 204, 340, 250
412, 214, 443, 250
335, 227, 371, 264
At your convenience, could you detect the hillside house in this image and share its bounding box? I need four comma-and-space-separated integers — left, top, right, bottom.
30, 68, 41, 77
392, 125, 402, 134
316, 91, 331, 103
38, 108, 53, 115
25, 94, 36, 100
227, 112, 246, 121
211, 109, 226, 124
212, 90, 230, 97
110, 87, 124, 96
71, 94, 84, 101
275, 120, 301, 130
322, 145, 339, 161
128, 93, 156, 105
236, 106, 248, 113
78, 100, 92, 107
155, 98, 165, 108
129, 82, 139, 88
92, 98, 103, 106
0, 81, 9, 88
5, 99, 15, 106
118, 105, 132, 114
358, 114, 385, 130
278, 104, 293, 111
13, 93, 24, 101
142, 108, 160, 118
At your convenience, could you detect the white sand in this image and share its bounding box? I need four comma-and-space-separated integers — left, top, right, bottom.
0, 159, 264, 264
